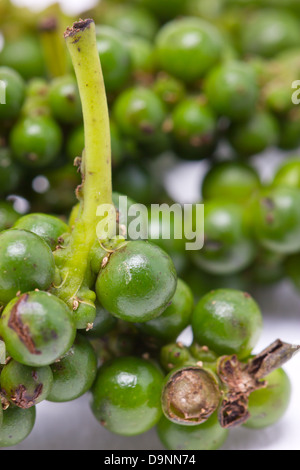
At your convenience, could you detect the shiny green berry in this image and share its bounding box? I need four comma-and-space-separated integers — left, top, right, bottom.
0, 359, 53, 408
95, 26, 132, 93
96, 241, 177, 323
0, 405, 36, 448
47, 334, 97, 403
13, 213, 70, 251
157, 412, 229, 450
0, 291, 76, 367
0, 35, 45, 80
202, 161, 261, 202
242, 9, 300, 58
191, 289, 263, 358
91, 356, 164, 436
48, 75, 82, 125
155, 17, 223, 83
0, 229, 55, 305
254, 187, 300, 254
245, 368, 291, 429
228, 111, 279, 156
82, 302, 117, 339
204, 61, 259, 121
171, 97, 217, 159
113, 86, 167, 144
273, 157, 300, 189
10, 116, 63, 168
192, 201, 256, 275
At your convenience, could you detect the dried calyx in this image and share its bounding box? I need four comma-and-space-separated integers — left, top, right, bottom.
162, 339, 299, 429
218, 339, 300, 428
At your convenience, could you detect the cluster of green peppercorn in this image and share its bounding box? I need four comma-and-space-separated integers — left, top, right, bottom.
0, 0, 299, 451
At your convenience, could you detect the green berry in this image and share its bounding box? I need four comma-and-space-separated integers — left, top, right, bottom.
13, 213, 70, 251
96, 241, 177, 323
47, 334, 97, 403
0, 202, 20, 232
10, 116, 63, 168
202, 161, 261, 202
0, 291, 76, 367
245, 368, 291, 429
254, 187, 300, 254
48, 75, 82, 124
155, 17, 223, 83
157, 412, 229, 450
0, 229, 55, 305
137, 278, 194, 343
205, 61, 259, 121
95, 26, 132, 93
191, 289, 263, 358
0, 359, 53, 408
0, 35, 45, 80
91, 356, 164, 436
0, 405, 36, 448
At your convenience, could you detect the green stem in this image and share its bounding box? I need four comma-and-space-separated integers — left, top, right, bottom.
39, 17, 68, 78
53, 19, 112, 308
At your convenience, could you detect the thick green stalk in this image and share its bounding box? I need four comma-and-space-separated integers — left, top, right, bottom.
54, 19, 112, 307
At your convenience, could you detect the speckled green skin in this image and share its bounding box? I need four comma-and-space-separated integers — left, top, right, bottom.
228, 111, 279, 156
171, 98, 217, 158
91, 356, 164, 436
48, 75, 82, 124
191, 289, 263, 358
0, 359, 53, 408
273, 158, 300, 189
0, 148, 22, 196
14, 213, 70, 251
96, 241, 177, 322
95, 26, 132, 93
204, 61, 259, 121
245, 368, 291, 429
157, 412, 228, 450
0, 405, 36, 447
0, 67, 25, 120
0, 291, 76, 367
0, 229, 55, 305
0, 203, 20, 232
202, 161, 261, 202
242, 10, 300, 58
192, 201, 256, 275
254, 187, 300, 254
155, 17, 222, 83
113, 86, 166, 143
47, 334, 97, 402
10, 115, 62, 168
138, 278, 194, 343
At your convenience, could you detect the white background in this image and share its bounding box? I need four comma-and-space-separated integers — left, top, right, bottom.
2, 0, 300, 451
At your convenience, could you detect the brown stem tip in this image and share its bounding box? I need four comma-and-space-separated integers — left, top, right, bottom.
64, 19, 94, 39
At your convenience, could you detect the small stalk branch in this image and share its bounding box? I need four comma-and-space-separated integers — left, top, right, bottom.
53, 19, 113, 307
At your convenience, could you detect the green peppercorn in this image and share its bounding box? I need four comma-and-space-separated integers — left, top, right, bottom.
0, 405, 36, 448
96, 241, 177, 323
0, 359, 53, 408
0, 67, 26, 121
191, 289, 263, 358
47, 334, 97, 403
91, 356, 164, 436
0, 229, 56, 305
0, 291, 76, 367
